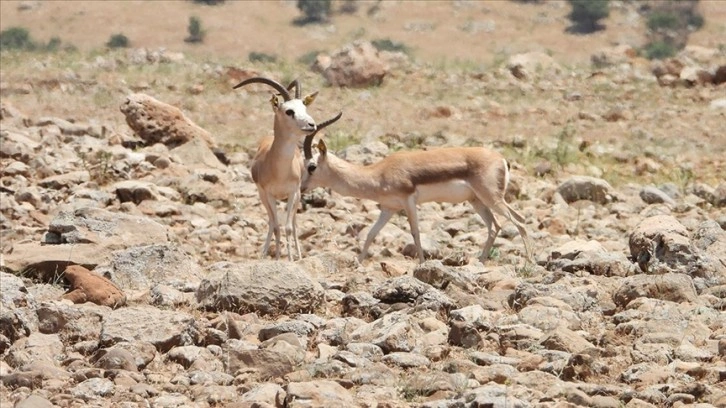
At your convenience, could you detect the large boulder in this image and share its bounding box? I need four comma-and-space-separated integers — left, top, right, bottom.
316, 41, 388, 88
120, 93, 216, 148
196, 261, 325, 315
629, 215, 702, 276
556, 176, 613, 205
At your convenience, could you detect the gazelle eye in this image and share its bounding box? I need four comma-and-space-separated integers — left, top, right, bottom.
307, 164, 317, 174
285, 109, 294, 117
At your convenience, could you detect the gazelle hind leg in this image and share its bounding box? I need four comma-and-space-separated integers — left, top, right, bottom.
470, 200, 501, 261
493, 201, 531, 260
403, 196, 424, 263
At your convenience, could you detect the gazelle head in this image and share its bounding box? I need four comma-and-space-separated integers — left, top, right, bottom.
234, 77, 318, 136
302, 138, 331, 192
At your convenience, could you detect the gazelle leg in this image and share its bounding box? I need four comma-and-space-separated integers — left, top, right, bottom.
492, 200, 531, 261
291, 206, 302, 260
403, 196, 424, 263
258, 188, 280, 259
283, 191, 300, 261
360, 209, 394, 262
471, 200, 501, 261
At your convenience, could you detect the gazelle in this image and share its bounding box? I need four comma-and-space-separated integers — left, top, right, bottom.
235, 76, 340, 260
302, 139, 531, 263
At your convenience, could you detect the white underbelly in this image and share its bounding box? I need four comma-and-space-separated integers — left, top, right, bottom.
416, 180, 474, 204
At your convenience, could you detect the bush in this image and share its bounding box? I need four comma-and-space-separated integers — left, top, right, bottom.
107, 33, 130, 48
647, 10, 680, 31
185, 16, 205, 43
248, 51, 277, 63
295, 0, 331, 25
642, 0, 705, 57
566, 0, 609, 33
0, 27, 35, 51
642, 40, 677, 60
192, 0, 224, 4
371, 38, 410, 54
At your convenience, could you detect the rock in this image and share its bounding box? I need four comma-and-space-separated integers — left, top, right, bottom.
61, 264, 126, 308
226, 345, 295, 381
99, 306, 200, 352
612, 273, 698, 308
120, 93, 216, 148
15, 395, 54, 408
285, 380, 355, 407
628, 215, 699, 275
372, 275, 455, 313
196, 261, 325, 316
556, 176, 613, 204
97, 243, 205, 292
539, 326, 596, 354
350, 312, 423, 353
507, 51, 561, 80
639, 186, 676, 205
550, 240, 606, 260
591, 44, 636, 68
169, 135, 227, 171
112, 180, 161, 204
713, 65, 726, 85
319, 41, 388, 88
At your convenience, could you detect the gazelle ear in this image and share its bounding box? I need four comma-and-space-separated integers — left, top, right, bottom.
269, 94, 280, 109
317, 139, 327, 155
303, 91, 318, 106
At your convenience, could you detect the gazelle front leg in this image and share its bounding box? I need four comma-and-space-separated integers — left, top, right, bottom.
283, 190, 301, 261
403, 195, 425, 263
359, 208, 395, 262
259, 188, 281, 259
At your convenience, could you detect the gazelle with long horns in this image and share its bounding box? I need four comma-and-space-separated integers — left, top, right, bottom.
234, 77, 341, 260
302, 139, 531, 263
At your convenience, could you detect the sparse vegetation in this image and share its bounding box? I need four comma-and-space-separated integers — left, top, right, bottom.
106, 33, 130, 48
192, 0, 225, 4
566, 0, 609, 33
643, 40, 677, 60
640, 0, 705, 59
371, 38, 411, 55
294, 0, 332, 25
248, 51, 278, 63
0, 27, 34, 50
184, 16, 205, 43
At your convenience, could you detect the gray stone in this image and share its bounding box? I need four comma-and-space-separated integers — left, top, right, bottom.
196, 261, 325, 316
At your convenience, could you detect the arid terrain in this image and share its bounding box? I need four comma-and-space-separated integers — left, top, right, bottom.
1, 1, 725, 407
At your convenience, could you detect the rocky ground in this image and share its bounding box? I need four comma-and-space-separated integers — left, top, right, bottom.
1, 2, 726, 408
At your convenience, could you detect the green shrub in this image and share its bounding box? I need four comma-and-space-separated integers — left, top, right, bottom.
566, 0, 609, 33
106, 33, 129, 48
248, 51, 277, 63
45, 36, 61, 52
192, 0, 224, 4
295, 0, 331, 25
185, 16, 205, 43
647, 10, 680, 31
0, 27, 35, 51
371, 38, 410, 54
298, 50, 322, 65
642, 41, 677, 60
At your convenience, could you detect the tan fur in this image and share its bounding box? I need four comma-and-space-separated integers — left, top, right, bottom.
248, 92, 317, 261
304, 144, 531, 263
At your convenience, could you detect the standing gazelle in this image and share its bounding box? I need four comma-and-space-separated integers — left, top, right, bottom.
235, 76, 341, 260
302, 139, 531, 263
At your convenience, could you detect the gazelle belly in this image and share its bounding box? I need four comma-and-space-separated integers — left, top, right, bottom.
416, 180, 474, 204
